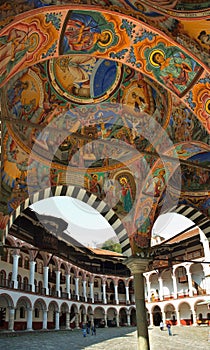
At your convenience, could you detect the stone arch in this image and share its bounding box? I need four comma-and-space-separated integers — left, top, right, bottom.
7, 185, 129, 255
0, 293, 14, 309
169, 205, 210, 236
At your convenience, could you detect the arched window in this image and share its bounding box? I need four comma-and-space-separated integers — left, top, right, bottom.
9, 253, 13, 264
24, 257, 29, 270
1, 248, 7, 262
18, 255, 23, 267
20, 307, 25, 319
34, 308, 39, 318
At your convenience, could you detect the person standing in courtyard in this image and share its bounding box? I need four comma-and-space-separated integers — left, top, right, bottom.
166, 322, 172, 336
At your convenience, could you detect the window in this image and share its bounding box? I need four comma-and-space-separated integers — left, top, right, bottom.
34, 308, 39, 318
20, 307, 25, 319
24, 258, 29, 270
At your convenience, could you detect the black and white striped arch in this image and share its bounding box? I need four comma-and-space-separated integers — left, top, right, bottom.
6, 185, 132, 257
171, 204, 210, 237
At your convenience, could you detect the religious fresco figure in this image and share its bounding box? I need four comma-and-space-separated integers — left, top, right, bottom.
145, 43, 202, 97
0, 21, 45, 85
119, 176, 133, 213
60, 10, 117, 54
133, 206, 152, 248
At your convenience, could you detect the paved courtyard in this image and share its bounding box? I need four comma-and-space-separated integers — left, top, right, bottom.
0, 326, 209, 350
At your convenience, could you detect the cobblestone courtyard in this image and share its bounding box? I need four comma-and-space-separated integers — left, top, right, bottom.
0, 326, 209, 350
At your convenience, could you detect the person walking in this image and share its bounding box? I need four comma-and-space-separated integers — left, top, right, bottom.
160, 320, 164, 331
91, 324, 96, 335
166, 322, 172, 336
82, 323, 87, 337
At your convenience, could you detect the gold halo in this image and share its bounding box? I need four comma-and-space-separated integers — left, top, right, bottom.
149, 49, 165, 67
28, 32, 40, 52
205, 99, 210, 114
98, 30, 113, 47
119, 176, 127, 184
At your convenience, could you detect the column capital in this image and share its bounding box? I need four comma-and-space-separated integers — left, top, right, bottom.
124, 257, 150, 274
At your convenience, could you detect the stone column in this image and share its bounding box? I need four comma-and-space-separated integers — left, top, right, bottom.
75, 277, 80, 300
42, 310, 48, 329
126, 311, 131, 326
43, 266, 49, 295
125, 285, 130, 304
172, 273, 178, 299
104, 312, 108, 327
75, 313, 80, 329
29, 261, 36, 292
149, 312, 153, 327
158, 276, 164, 301
145, 276, 151, 303
102, 283, 107, 304
176, 308, 181, 326
114, 282, 119, 305
27, 308, 33, 331
186, 266, 193, 297
82, 280, 87, 302
55, 311, 60, 330
116, 313, 120, 327
191, 308, 197, 326
66, 274, 71, 299
125, 257, 150, 350
55, 270, 61, 297
162, 310, 166, 325
66, 312, 70, 330
12, 254, 20, 289
90, 282, 94, 303
8, 307, 15, 331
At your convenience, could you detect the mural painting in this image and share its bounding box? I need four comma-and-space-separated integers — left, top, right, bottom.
0, 2, 209, 253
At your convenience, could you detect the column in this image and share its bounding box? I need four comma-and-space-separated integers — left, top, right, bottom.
102, 283, 107, 304
114, 283, 119, 305
43, 266, 49, 295
42, 310, 48, 330
12, 254, 20, 289
127, 311, 131, 326
186, 266, 193, 297
8, 307, 15, 331
116, 313, 120, 327
191, 308, 197, 326
66, 312, 70, 330
104, 312, 108, 327
90, 313, 94, 327
66, 274, 71, 299
29, 261, 36, 292
82, 280, 87, 302
27, 308, 33, 331
158, 276, 164, 301
162, 310, 166, 326
55, 311, 60, 330
90, 282, 94, 303
55, 270, 61, 297
125, 286, 130, 304
125, 257, 150, 350
176, 308, 181, 326
145, 277, 151, 303
149, 312, 153, 327
75, 313, 80, 329
75, 277, 80, 300
172, 273, 178, 299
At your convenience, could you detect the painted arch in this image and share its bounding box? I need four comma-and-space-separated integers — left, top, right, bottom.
0, 2, 209, 256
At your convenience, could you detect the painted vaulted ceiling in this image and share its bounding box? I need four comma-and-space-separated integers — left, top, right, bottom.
0, 0, 209, 256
